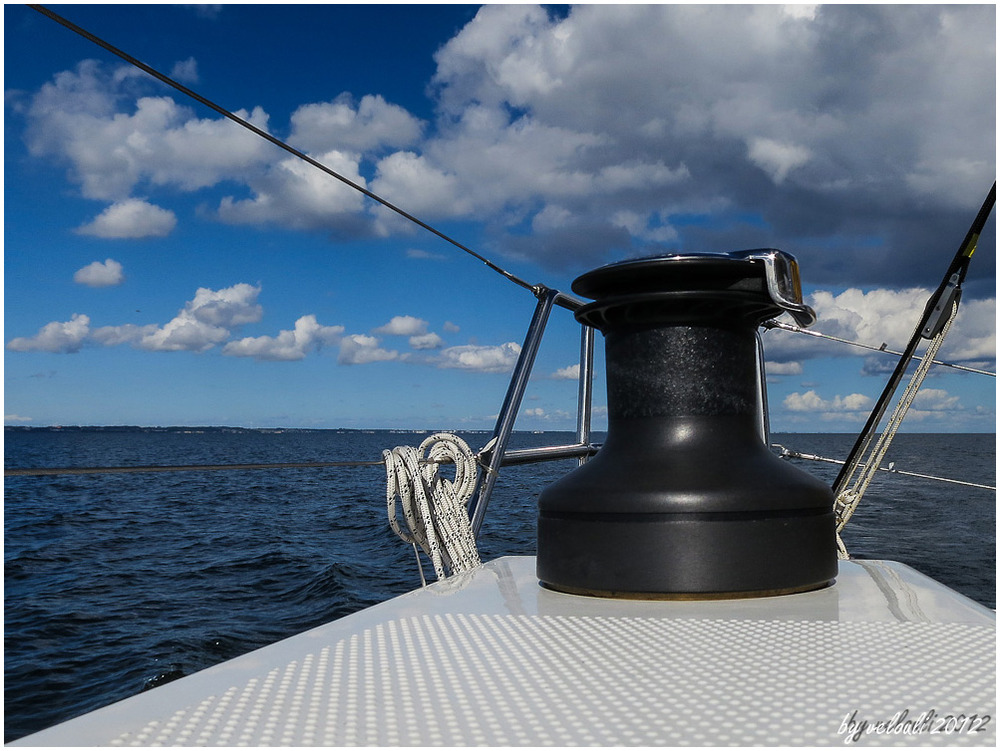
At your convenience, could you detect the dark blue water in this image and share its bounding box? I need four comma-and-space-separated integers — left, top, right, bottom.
4, 428, 995, 741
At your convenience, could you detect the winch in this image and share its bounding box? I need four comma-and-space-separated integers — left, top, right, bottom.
537, 249, 837, 598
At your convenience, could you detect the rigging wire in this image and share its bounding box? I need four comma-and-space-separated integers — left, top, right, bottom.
28, 4, 539, 296
21, 6, 997, 506
763, 319, 996, 377
4, 460, 384, 477
772, 444, 995, 492
833, 182, 996, 496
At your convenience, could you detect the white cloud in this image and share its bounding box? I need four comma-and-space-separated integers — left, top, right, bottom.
6, 313, 91, 353
409, 332, 444, 350
133, 283, 263, 352
76, 199, 176, 239
435, 342, 521, 373
216, 150, 368, 230
425, 4, 993, 270
765, 360, 803, 376
371, 150, 468, 222
289, 93, 424, 153
74, 258, 125, 287
18, 6, 995, 281
442, 321, 461, 333
406, 248, 447, 261
374, 315, 428, 336
858, 387, 965, 423
338, 334, 399, 365
26, 61, 272, 200
522, 406, 572, 422
783, 389, 873, 420
810, 288, 928, 348
782, 5, 817, 21
912, 388, 960, 412
746, 137, 811, 184
170, 57, 199, 84
223, 315, 345, 361
764, 288, 996, 368
552, 363, 579, 380
937, 297, 996, 363
90, 323, 157, 346
5, 414, 34, 423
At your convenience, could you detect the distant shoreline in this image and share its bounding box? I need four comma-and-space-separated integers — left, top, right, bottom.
4, 425, 994, 436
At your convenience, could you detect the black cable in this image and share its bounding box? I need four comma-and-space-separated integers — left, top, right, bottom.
5, 460, 385, 477
832, 183, 996, 494
28, 4, 539, 295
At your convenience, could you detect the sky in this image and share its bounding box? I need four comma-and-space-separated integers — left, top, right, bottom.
4, 3, 996, 433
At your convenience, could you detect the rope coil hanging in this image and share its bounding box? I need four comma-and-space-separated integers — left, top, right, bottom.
384, 433, 481, 583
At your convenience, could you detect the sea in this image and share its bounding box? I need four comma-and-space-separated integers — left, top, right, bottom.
4, 428, 996, 742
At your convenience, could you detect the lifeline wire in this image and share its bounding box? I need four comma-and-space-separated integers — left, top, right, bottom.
4, 460, 385, 477
773, 445, 995, 491
29, 4, 539, 296
763, 319, 995, 377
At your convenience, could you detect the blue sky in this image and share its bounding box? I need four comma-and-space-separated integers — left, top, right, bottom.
4, 4, 996, 432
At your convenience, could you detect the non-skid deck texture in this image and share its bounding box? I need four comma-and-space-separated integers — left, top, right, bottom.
16, 558, 996, 747
108, 615, 993, 746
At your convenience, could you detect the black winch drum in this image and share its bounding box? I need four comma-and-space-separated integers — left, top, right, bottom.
537, 250, 837, 599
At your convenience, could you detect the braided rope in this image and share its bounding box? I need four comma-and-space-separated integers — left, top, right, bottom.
834, 301, 960, 558
384, 433, 481, 581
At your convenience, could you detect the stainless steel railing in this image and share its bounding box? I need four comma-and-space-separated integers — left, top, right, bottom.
467, 286, 601, 537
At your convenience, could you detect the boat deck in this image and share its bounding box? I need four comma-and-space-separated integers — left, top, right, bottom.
13, 557, 995, 746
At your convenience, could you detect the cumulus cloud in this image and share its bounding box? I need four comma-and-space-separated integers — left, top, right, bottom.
783, 389, 873, 419
289, 93, 424, 153
936, 297, 996, 365
409, 332, 444, 350
26, 61, 272, 201
435, 342, 521, 372
170, 57, 199, 84
5, 414, 34, 424
523, 406, 572, 422
746, 137, 811, 184
18, 6, 995, 284
73, 258, 124, 287
763, 288, 996, 368
764, 360, 803, 376
370, 316, 447, 350
552, 363, 579, 380
8, 283, 461, 365
374, 315, 428, 336
216, 150, 369, 231
110, 283, 263, 353
223, 315, 345, 361
77, 199, 176, 239
338, 334, 399, 365
6, 313, 91, 353
424, 4, 994, 278
912, 388, 960, 412
90, 323, 157, 347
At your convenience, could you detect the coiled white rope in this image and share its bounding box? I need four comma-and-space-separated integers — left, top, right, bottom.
384, 433, 481, 583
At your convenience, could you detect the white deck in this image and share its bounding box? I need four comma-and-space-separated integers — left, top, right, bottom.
13, 557, 995, 746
